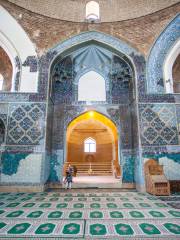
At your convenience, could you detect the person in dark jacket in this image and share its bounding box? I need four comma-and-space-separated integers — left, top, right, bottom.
64, 171, 73, 189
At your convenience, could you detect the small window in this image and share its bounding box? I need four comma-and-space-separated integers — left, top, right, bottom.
78, 71, 106, 101
86, 1, 100, 21
84, 137, 96, 152
0, 74, 3, 91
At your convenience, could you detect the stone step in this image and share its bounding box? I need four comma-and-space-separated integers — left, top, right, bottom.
77, 173, 113, 176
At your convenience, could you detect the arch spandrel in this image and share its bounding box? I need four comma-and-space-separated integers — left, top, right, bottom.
0, 6, 38, 92
48, 31, 144, 68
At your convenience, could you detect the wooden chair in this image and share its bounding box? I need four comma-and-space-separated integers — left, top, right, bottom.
144, 159, 170, 195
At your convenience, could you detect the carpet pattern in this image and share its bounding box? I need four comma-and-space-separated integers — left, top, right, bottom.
0, 191, 179, 239
158, 195, 180, 209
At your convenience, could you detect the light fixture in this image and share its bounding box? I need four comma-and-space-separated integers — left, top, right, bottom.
89, 111, 94, 117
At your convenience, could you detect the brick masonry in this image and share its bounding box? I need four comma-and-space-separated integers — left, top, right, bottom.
0, 47, 12, 91
0, 0, 179, 56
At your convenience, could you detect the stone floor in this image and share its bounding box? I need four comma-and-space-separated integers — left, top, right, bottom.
0, 190, 179, 239
67, 176, 122, 188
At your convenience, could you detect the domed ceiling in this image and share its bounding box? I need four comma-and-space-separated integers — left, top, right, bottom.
7, 0, 179, 22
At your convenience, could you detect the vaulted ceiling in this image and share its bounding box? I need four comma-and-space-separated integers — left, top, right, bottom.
8, 0, 179, 22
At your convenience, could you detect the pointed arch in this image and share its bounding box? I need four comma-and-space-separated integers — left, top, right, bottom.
78, 70, 106, 101
0, 6, 38, 92
46, 31, 144, 102
147, 14, 180, 94
65, 110, 120, 178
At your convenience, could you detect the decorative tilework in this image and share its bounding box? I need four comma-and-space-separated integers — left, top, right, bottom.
121, 151, 135, 183
110, 55, 133, 104
1, 153, 30, 175
50, 31, 140, 58
0, 114, 7, 126
119, 105, 133, 149
147, 15, 180, 93
106, 107, 120, 126
14, 56, 21, 91
0, 93, 30, 102
38, 31, 144, 186
22, 56, 38, 72
176, 105, 180, 137
0, 117, 6, 146
52, 56, 74, 103
64, 106, 85, 129
51, 44, 134, 105
7, 103, 46, 145
38, 31, 144, 103
48, 150, 64, 183
1, 29, 180, 189
139, 104, 179, 146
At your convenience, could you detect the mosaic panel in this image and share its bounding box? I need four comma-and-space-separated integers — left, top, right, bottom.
106, 107, 120, 127
22, 56, 38, 72
0, 114, 7, 127
110, 55, 133, 104
139, 104, 179, 146
0, 116, 6, 146
0, 153, 44, 181
64, 106, 85, 129
48, 150, 64, 183
7, 103, 46, 145
0, 93, 30, 102
121, 151, 135, 183
119, 105, 133, 149
176, 105, 180, 138
52, 56, 74, 103
14, 56, 21, 91
0, 103, 8, 115
1, 153, 29, 176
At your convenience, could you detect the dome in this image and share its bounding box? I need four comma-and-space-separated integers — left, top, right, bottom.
8, 0, 179, 22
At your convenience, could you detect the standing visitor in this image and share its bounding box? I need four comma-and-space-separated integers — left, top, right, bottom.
64, 171, 73, 189
67, 164, 74, 175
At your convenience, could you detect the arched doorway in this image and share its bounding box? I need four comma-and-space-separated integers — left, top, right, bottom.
63, 111, 121, 184
46, 31, 140, 188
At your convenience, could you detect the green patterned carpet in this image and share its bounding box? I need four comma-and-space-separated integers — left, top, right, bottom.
0, 191, 179, 239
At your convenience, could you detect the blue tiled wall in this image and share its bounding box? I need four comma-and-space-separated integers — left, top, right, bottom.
0, 26, 180, 189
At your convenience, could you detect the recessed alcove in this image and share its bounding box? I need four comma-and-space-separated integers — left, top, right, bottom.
64, 111, 120, 179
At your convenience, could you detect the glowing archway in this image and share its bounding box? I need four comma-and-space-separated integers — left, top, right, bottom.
65, 111, 120, 177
